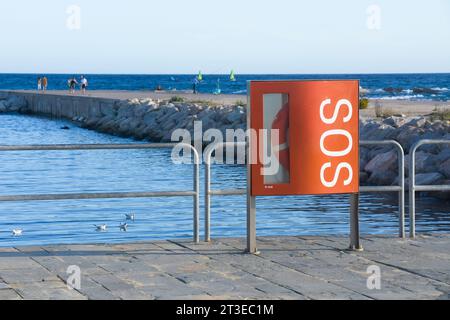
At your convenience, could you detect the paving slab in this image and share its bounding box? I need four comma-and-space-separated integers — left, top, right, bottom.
0, 234, 449, 300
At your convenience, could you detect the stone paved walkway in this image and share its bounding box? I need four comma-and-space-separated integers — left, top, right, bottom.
0, 234, 449, 300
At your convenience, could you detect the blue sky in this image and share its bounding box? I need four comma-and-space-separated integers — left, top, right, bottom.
0, 0, 449, 74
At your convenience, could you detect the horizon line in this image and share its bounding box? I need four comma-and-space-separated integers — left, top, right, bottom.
1, 71, 450, 76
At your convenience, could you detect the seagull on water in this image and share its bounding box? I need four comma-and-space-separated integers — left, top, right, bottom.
94, 224, 107, 231
125, 213, 135, 221
12, 229, 23, 236
119, 223, 128, 232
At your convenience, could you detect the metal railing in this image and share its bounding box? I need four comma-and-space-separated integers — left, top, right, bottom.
360, 140, 405, 238
409, 139, 450, 238
0, 143, 201, 243
205, 142, 247, 242
204, 140, 406, 241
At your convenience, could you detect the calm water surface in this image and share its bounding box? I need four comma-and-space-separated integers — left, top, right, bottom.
0, 114, 448, 246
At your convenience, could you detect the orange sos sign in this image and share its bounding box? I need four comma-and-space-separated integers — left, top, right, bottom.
250, 80, 359, 196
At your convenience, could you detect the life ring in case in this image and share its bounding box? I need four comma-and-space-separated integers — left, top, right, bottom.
271, 102, 290, 172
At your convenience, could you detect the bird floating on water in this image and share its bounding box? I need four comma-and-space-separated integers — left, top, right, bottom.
94, 224, 107, 232
119, 223, 128, 232
12, 229, 23, 236
125, 213, 135, 221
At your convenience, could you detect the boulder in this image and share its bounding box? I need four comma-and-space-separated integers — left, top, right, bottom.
366, 124, 397, 140
117, 105, 134, 118
414, 172, 444, 186
133, 104, 149, 118
359, 147, 370, 169
117, 118, 134, 134
360, 121, 382, 140
396, 126, 422, 150
359, 172, 369, 184
0, 100, 7, 112
436, 148, 450, 162
368, 170, 397, 185
382, 116, 406, 128
225, 109, 244, 124
85, 117, 100, 128
364, 150, 398, 173
405, 117, 427, 128
409, 151, 436, 174
439, 158, 450, 178
143, 112, 158, 127
100, 102, 117, 117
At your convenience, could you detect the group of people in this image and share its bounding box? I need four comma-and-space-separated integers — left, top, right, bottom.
37, 75, 89, 94
68, 75, 89, 94
37, 76, 48, 91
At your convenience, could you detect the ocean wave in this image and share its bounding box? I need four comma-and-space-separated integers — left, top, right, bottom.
369, 87, 450, 99
360, 87, 370, 94
372, 87, 448, 96
431, 87, 449, 92
376, 94, 426, 100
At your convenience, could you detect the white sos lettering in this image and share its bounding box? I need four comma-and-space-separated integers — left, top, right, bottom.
319, 98, 354, 188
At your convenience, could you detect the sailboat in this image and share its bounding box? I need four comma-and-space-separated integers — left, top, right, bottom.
230, 70, 236, 82
197, 71, 203, 82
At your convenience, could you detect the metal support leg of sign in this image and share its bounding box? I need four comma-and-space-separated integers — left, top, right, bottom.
246, 193, 258, 254
246, 81, 259, 254
349, 193, 363, 251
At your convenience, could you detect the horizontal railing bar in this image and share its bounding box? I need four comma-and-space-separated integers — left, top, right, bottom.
210, 189, 247, 196
209, 186, 402, 196
360, 140, 402, 146
0, 191, 196, 202
360, 186, 402, 192
412, 139, 450, 149
0, 143, 178, 152
414, 185, 450, 192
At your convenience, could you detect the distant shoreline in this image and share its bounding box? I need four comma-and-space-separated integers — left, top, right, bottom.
1, 73, 449, 101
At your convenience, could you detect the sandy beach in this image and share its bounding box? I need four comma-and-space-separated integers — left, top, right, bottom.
363, 99, 450, 118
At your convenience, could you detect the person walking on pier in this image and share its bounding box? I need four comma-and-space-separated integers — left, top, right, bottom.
68, 77, 78, 94
80, 76, 88, 94
42, 76, 48, 92
37, 77, 42, 91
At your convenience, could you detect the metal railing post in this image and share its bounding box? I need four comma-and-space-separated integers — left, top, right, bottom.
409, 139, 450, 239
192, 146, 200, 244
399, 144, 405, 239
409, 143, 417, 239
349, 193, 363, 251
246, 142, 257, 254
205, 154, 211, 242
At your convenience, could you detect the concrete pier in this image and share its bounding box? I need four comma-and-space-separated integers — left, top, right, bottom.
1, 89, 447, 119
0, 234, 449, 300
0, 90, 244, 120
